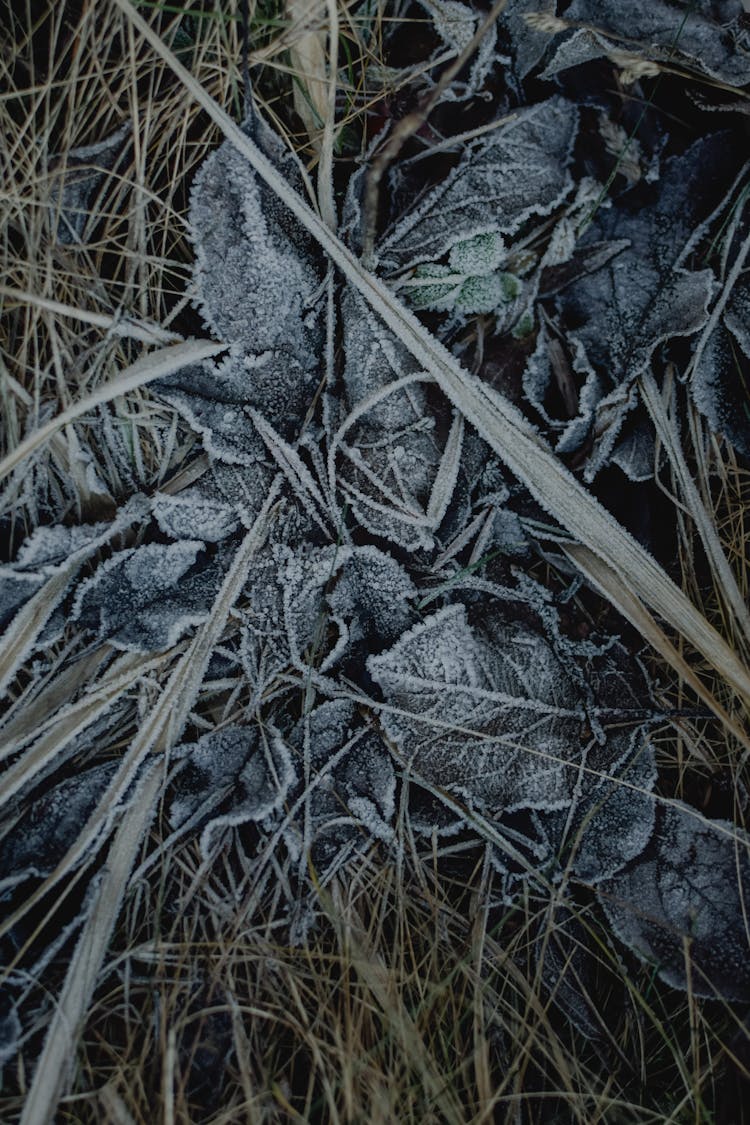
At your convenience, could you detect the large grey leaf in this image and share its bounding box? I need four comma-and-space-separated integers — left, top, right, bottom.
0, 761, 118, 893
72, 539, 224, 652
598, 802, 750, 1000
378, 97, 579, 274
187, 127, 323, 357
545, 1, 750, 88
287, 701, 396, 880
169, 724, 295, 856
692, 273, 750, 455
553, 137, 730, 479
368, 601, 655, 878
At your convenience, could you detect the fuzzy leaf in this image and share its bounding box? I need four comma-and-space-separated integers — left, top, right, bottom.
157, 351, 318, 465
188, 128, 323, 356
546, 0, 750, 87
379, 97, 579, 274
0, 761, 118, 893
692, 274, 750, 455
598, 802, 750, 1000
241, 543, 415, 690
553, 136, 735, 478
368, 602, 655, 874
153, 462, 274, 542
72, 539, 224, 652
170, 725, 295, 855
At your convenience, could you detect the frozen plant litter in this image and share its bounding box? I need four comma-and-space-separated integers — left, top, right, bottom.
4, 1, 750, 1120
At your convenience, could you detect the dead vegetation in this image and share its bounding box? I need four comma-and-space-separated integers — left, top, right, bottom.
2, 2, 750, 1122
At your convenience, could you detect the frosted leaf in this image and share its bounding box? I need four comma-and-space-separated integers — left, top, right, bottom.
609, 416, 657, 482
547, 0, 750, 87
48, 123, 131, 245
379, 97, 579, 273
544, 727, 657, 884
188, 130, 323, 358
156, 350, 317, 465
556, 137, 730, 479
0, 571, 44, 629
335, 287, 457, 551
417, 0, 498, 100
241, 545, 341, 689
455, 272, 522, 315
72, 540, 224, 652
15, 521, 119, 570
289, 701, 396, 878
598, 802, 750, 1000
371, 605, 604, 815
338, 286, 423, 421
241, 543, 415, 695
448, 232, 507, 275
0, 502, 149, 635
339, 423, 442, 551
692, 275, 750, 455
169, 725, 295, 855
369, 600, 656, 871
327, 545, 416, 648
0, 761, 118, 893
499, 0, 560, 80
538, 28, 611, 81
405, 264, 463, 312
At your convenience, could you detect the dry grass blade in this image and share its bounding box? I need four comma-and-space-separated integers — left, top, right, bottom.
640, 367, 750, 649
0, 338, 225, 485
18, 758, 163, 1125
0, 285, 182, 345
0, 649, 171, 810
564, 542, 750, 752
111, 0, 750, 720
0, 503, 275, 941
320, 882, 467, 1125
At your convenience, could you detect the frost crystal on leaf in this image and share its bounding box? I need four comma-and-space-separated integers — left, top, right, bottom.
692, 275, 750, 455
170, 725, 295, 856
544, 0, 750, 87
379, 97, 579, 273
72, 539, 223, 652
598, 802, 750, 1000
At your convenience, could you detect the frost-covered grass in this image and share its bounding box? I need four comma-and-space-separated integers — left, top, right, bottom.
2, 1, 750, 1122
